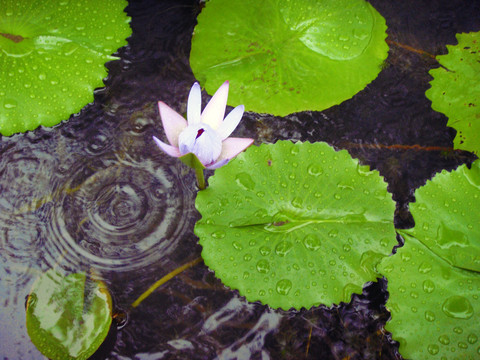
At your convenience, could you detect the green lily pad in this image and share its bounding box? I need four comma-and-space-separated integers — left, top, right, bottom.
195, 141, 396, 310
426, 32, 480, 154
0, 0, 131, 136
378, 235, 480, 359
400, 160, 480, 272
26, 270, 112, 360
190, 0, 388, 116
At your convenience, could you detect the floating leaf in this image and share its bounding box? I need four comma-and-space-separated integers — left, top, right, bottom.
195, 141, 396, 310
379, 235, 480, 359
400, 160, 480, 272
426, 32, 480, 154
0, 0, 131, 136
190, 0, 388, 116
379, 160, 480, 359
26, 270, 112, 360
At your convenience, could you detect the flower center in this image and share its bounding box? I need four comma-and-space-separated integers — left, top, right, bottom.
178, 123, 222, 166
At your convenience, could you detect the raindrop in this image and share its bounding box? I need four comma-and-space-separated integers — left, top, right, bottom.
256, 259, 270, 274
442, 295, 474, 319
259, 246, 271, 256
275, 241, 293, 257
328, 229, 338, 238
232, 241, 243, 251
458, 342, 468, 349
427, 344, 439, 355
423, 279, 435, 293
291, 197, 303, 208
307, 164, 323, 176
334, 193, 341, 200
276, 279, 292, 295
453, 326, 463, 334
303, 234, 321, 251
235, 172, 255, 190
343, 244, 351, 252
438, 334, 450, 345
418, 261, 432, 274
425, 310, 436, 322
468, 334, 478, 344
243, 254, 252, 261
3, 99, 17, 109
211, 230, 225, 239
243, 271, 250, 279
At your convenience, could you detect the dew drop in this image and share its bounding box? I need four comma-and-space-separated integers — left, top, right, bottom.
334, 193, 341, 200
275, 241, 293, 257
442, 295, 474, 319
256, 259, 270, 274
3, 99, 17, 109
235, 172, 255, 190
276, 279, 292, 295
303, 234, 321, 251
243, 271, 250, 279
343, 244, 351, 252
328, 229, 338, 238
291, 197, 303, 208
468, 334, 478, 344
453, 326, 463, 334
243, 254, 252, 261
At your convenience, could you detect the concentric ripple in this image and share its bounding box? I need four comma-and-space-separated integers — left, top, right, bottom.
46, 159, 192, 272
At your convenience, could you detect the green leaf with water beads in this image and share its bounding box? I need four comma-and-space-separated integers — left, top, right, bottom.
190, 0, 388, 116
0, 0, 131, 136
400, 160, 480, 273
378, 235, 480, 360
26, 270, 112, 360
195, 141, 396, 310
426, 32, 480, 154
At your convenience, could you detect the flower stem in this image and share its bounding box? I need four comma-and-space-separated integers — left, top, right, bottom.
130, 257, 203, 309
195, 167, 206, 190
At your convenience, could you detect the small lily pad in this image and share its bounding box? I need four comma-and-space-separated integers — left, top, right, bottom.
426, 32, 480, 154
195, 141, 396, 310
190, 0, 388, 116
26, 270, 112, 360
0, 0, 131, 136
378, 235, 480, 360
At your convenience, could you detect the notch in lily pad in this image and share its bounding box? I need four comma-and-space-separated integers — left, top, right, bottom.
26, 269, 112, 360
0, 0, 131, 136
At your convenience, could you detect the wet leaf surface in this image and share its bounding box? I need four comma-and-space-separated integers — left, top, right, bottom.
190, 0, 388, 115
195, 141, 396, 309
426, 32, 480, 154
0, 0, 131, 136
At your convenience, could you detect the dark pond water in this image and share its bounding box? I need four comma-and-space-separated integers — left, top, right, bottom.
1, 0, 479, 359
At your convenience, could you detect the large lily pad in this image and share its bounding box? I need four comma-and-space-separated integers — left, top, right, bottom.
0, 0, 131, 136
190, 0, 388, 116
379, 159, 480, 359
26, 270, 112, 360
400, 160, 480, 272
379, 235, 480, 359
426, 32, 480, 154
195, 141, 396, 310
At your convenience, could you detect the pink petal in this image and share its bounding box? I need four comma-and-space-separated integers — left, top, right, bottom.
216, 105, 245, 140
158, 101, 187, 147
200, 81, 229, 130
153, 136, 182, 157
206, 137, 254, 169
187, 82, 202, 125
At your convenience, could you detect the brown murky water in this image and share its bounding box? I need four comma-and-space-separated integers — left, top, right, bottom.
0, 0, 479, 359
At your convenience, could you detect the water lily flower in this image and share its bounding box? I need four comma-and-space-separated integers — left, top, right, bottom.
153, 81, 254, 170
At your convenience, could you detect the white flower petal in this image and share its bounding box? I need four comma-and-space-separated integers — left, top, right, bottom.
216, 105, 245, 140
209, 137, 254, 169
178, 124, 222, 166
187, 82, 202, 125
153, 136, 182, 157
200, 81, 229, 130
158, 101, 187, 147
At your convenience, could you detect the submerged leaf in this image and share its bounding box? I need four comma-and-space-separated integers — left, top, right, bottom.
195, 141, 396, 310
190, 0, 388, 116
426, 32, 480, 154
26, 270, 112, 360
0, 0, 131, 136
